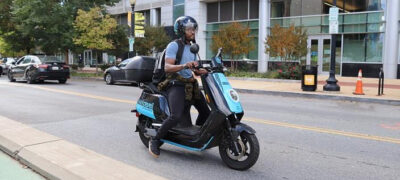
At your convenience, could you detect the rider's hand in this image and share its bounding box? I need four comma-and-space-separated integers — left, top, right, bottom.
196, 68, 208, 75
184, 61, 198, 69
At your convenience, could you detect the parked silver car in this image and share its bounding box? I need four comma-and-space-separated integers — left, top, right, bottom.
0, 57, 15, 75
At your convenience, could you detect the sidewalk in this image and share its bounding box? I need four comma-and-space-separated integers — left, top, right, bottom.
228, 75, 400, 105
0, 116, 165, 180
71, 70, 400, 105
0, 150, 44, 180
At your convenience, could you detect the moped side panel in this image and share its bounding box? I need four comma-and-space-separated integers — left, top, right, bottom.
136, 91, 170, 120
205, 75, 231, 115
212, 73, 243, 114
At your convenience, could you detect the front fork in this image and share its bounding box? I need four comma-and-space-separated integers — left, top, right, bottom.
224, 119, 241, 155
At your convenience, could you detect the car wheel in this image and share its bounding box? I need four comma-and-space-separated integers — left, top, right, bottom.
105, 73, 114, 85
26, 71, 35, 84
0, 67, 3, 76
59, 79, 67, 84
8, 70, 15, 82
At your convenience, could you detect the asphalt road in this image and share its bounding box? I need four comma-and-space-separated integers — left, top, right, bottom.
0, 77, 399, 180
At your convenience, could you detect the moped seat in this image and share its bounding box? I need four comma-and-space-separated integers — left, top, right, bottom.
171, 125, 200, 136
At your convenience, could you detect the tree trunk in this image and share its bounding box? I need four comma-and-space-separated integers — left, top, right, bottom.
236, 61, 238, 71
65, 49, 69, 65
230, 55, 234, 71
95, 50, 98, 75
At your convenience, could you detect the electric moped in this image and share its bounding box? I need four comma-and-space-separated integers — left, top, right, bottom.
133, 44, 259, 170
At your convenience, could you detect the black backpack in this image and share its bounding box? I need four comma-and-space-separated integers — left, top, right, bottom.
152, 39, 185, 84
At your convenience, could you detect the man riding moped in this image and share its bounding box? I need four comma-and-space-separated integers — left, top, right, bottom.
149, 16, 211, 158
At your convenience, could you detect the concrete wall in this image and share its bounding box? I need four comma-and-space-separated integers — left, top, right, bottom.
185, 0, 207, 60
106, 0, 131, 15
134, 0, 172, 26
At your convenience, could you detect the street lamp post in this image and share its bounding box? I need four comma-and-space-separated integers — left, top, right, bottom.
323, 0, 340, 91
129, 0, 136, 58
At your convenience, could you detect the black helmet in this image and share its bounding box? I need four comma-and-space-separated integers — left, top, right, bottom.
174, 16, 198, 38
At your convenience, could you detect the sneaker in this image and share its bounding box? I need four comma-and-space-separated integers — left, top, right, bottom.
149, 139, 161, 158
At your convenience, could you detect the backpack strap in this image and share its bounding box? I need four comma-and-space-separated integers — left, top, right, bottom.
174, 39, 185, 65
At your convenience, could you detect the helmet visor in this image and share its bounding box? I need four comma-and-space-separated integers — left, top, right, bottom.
183, 19, 198, 33
184, 26, 198, 33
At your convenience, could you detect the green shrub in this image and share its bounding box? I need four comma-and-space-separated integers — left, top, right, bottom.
99, 64, 112, 71
70, 64, 78, 70
275, 63, 302, 80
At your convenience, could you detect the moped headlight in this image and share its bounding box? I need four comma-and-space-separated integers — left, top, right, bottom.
229, 89, 239, 102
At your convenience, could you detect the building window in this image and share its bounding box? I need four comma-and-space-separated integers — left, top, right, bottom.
343, 33, 383, 63
173, 0, 185, 22
220, 1, 233, 21
271, 2, 284, 18
156, 8, 161, 26
343, 34, 366, 62
234, 0, 248, 20
249, 0, 259, 19
207, 2, 219, 22
144, 10, 150, 26
207, 0, 259, 23
366, 33, 383, 62
272, 0, 386, 17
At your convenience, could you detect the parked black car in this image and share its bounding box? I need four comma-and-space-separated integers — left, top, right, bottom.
8, 55, 70, 84
104, 56, 156, 85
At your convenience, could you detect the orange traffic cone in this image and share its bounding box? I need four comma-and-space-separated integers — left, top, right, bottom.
353, 69, 364, 95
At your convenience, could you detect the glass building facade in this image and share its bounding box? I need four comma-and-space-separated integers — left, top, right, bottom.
203, 0, 392, 76
173, 0, 185, 24
131, 0, 398, 78
205, 0, 260, 60
270, 0, 386, 60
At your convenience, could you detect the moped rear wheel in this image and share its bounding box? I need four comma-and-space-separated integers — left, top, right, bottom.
219, 132, 260, 171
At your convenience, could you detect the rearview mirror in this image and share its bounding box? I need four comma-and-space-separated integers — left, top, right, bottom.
190, 43, 199, 54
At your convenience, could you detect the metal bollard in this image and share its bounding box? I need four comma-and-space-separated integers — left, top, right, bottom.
378, 67, 384, 96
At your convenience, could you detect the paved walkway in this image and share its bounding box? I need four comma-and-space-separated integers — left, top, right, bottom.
228, 75, 400, 101
0, 150, 44, 180
71, 68, 400, 103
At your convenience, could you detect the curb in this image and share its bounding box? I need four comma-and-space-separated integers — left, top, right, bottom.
235, 88, 400, 106
227, 77, 301, 83
70, 76, 104, 81
0, 116, 165, 180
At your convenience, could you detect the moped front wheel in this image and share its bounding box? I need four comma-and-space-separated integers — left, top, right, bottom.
219, 132, 260, 171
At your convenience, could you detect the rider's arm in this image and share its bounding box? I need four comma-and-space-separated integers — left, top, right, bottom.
165, 58, 185, 73
165, 59, 197, 73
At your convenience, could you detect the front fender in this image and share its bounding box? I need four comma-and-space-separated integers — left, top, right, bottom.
233, 123, 256, 135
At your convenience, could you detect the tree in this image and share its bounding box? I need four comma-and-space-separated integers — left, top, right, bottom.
0, 0, 34, 54
106, 24, 129, 58
12, 0, 74, 55
73, 6, 117, 73
0, 0, 13, 33
211, 22, 254, 71
0, 37, 25, 57
265, 24, 308, 61
0, 0, 118, 61
134, 26, 171, 56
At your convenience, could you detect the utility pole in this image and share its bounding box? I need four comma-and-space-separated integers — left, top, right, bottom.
129, 0, 136, 58
324, 0, 340, 91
